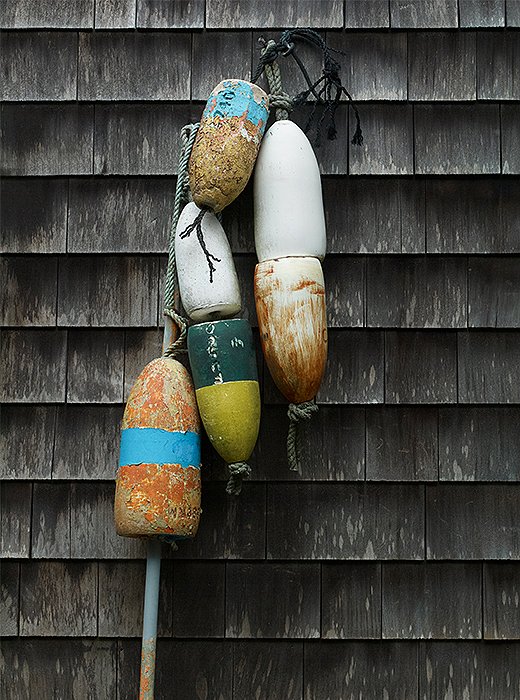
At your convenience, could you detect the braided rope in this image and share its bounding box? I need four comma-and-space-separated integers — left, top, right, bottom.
261, 40, 293, 121
287, 401, 319, 471
162, 123, 199, 358
226, 462, 252, 496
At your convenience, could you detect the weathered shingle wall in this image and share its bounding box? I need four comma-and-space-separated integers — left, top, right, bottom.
2, 1, 520, 697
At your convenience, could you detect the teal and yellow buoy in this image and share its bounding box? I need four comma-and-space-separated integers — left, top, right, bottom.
188, 318, 261, 494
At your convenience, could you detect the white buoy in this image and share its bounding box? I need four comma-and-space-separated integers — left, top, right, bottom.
175, 202, 242, 322
253, 120, 327, 263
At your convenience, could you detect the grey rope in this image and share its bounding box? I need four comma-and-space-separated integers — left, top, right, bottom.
261, 39, 294, 121
287, 401, 319, 471
162, 123, 200, 359
226, 462, 252, 496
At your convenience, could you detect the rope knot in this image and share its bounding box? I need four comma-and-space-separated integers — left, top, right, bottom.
162, 308, 188, 358
226, 462, 252, 496
287, 401, 319, 471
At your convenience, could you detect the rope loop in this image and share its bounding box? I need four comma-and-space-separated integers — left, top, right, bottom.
226, 462, 252, 496
162, 308, 188, 359
287, 401, 319, 471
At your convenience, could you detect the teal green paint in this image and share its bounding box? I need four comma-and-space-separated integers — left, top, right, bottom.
203, 80, 268, 130
188, 319, 258, 389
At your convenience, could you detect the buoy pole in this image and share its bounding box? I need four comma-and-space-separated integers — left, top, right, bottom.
139, 538, 162, 700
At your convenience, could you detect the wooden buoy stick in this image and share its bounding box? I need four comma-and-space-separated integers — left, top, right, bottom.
140, 538, 162, 700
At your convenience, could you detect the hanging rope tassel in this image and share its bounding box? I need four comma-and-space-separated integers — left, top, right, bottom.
287, 401, 319, 471
226, 462, 252, 496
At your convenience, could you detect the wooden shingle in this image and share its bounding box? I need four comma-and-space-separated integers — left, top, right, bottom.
123, 330, 163, 400
1, 256, 58, 327
390, 0, 458, 27
1, 482, 32, 558
205, 0, 343, 28
344, 0, 390, 27
459, 0, 506, 26
477, 32, 520, 100
67, 330, 125, 403
0, 406, 56, 480
502, 105, 520, 174
507, 0, 520, 25
385, 331, 457, 403
382, 562, 482, 638
31, 482, 71, 558
366, 406, 438, 481
233, 641, 303, 700
172, 561, 225, 637
484, 563, 520, 638
321, 562, 381, 639
458, 331, 520, 403
415, 105, 501, 175
136, 0, 204, 28
427, 484, 520, 559
323, 256, 365, 328
20, 561, 97, 636
0, 0, 94, 28
192, 32, 253, 101
78, 33, 191, 101
267, 483, 425, 560
439, 407, 520, 481
1, 105, 94, 176
1, 561, 19, 636
469, 257, 520, 327
1, 179, 68, 254
95, 0, 136, 28
0, 32, 77, 101
226, 563, 320, 638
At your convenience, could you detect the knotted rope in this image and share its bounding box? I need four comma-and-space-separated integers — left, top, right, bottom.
162, 123, 199, 359
259, 39, 294, 121
226, 462, 252, 496
287, 401, 319, 471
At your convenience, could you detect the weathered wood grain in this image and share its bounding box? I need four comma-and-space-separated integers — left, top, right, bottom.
409, 32, 476, 101
1, 179, 68, 253
232, 256, 257, 327
233, 641, 303, 700
484, 563, 520, 639
136, 0, 204, 27
304, 641, 418, 699
477, 32, 520, 99
58, 256, 159, 327
226, 563, 320, 638
206, 0, 343, 28
291, 105, 349, 175
1, 330, 67, 402
331, 33, 407, 100
439, 407, 520, 481
192, 32, 253, 101
324, 178, 425, 254
20, 561, 97, 636
367, 257, 467, 328
469, 257, 520, 327
366, 406, 438, 481
94, 104, 197, 175
95, 0, 136, 27
1, 105, 94, 176
317, 330, 384, 404
415, 105, 501, 175
390, 0, 458, 27
507, 0, 520, 25
345, 0, 390, 27
1, 482, 32, 558
171, 561, 225, 637
322, 563, 381, 638
1, 256, 58, 326
31, 482, 71, 558
382, 562, 481, 639
0, 0, 94, 27
67, 330, 125, 403
53, 405, 122, 479
176, 482, 266, 560
323, 256, 365, 328
427, 484, 520, 559
459, 0, 505, 26
502, 105, 520, 174
0, 32, 77, 101
385, 331, 457, 403
123, 329, 163, 400
68, 177, 173, 253
0, 405, 56, 479
1, 640, 117, 699
349, 105, 414, 175
98, 561, 172, 636
267, 483, 424, 559
458, 331, 520, 403
426, 179, 520, 253
419, 642, 520, 699
1, 561, 19, 636
78, 32, 190, 100
70, 482, 146, 558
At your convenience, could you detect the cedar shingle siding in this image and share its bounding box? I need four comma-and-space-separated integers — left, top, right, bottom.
2, 1, 520, 697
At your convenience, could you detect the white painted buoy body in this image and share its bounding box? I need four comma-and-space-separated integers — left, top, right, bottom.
254, 120, 326, 263
175, 202, 242, 322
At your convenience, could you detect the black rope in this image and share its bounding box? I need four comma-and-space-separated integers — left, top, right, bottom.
179, 209, 221, 283
252, 28, 363, 148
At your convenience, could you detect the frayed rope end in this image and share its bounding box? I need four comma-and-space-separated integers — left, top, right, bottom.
226, 462, 252, 496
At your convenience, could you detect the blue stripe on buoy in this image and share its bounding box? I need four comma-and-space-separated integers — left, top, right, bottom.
119, 428, 201, 469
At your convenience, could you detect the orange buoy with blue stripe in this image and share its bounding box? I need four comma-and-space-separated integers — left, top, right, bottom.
187, 318, 260, 494
114, 357, 201, 538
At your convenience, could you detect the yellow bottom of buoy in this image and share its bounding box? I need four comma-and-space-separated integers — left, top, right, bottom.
196, 380, 261, 463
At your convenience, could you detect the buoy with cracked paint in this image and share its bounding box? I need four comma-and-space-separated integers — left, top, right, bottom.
189, 79, 269, 213
187, 319, 260, 465
115, 357, 201, 539
254, 120, 326, 262
175, 202, 242, 321
255, 256, 327, 404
